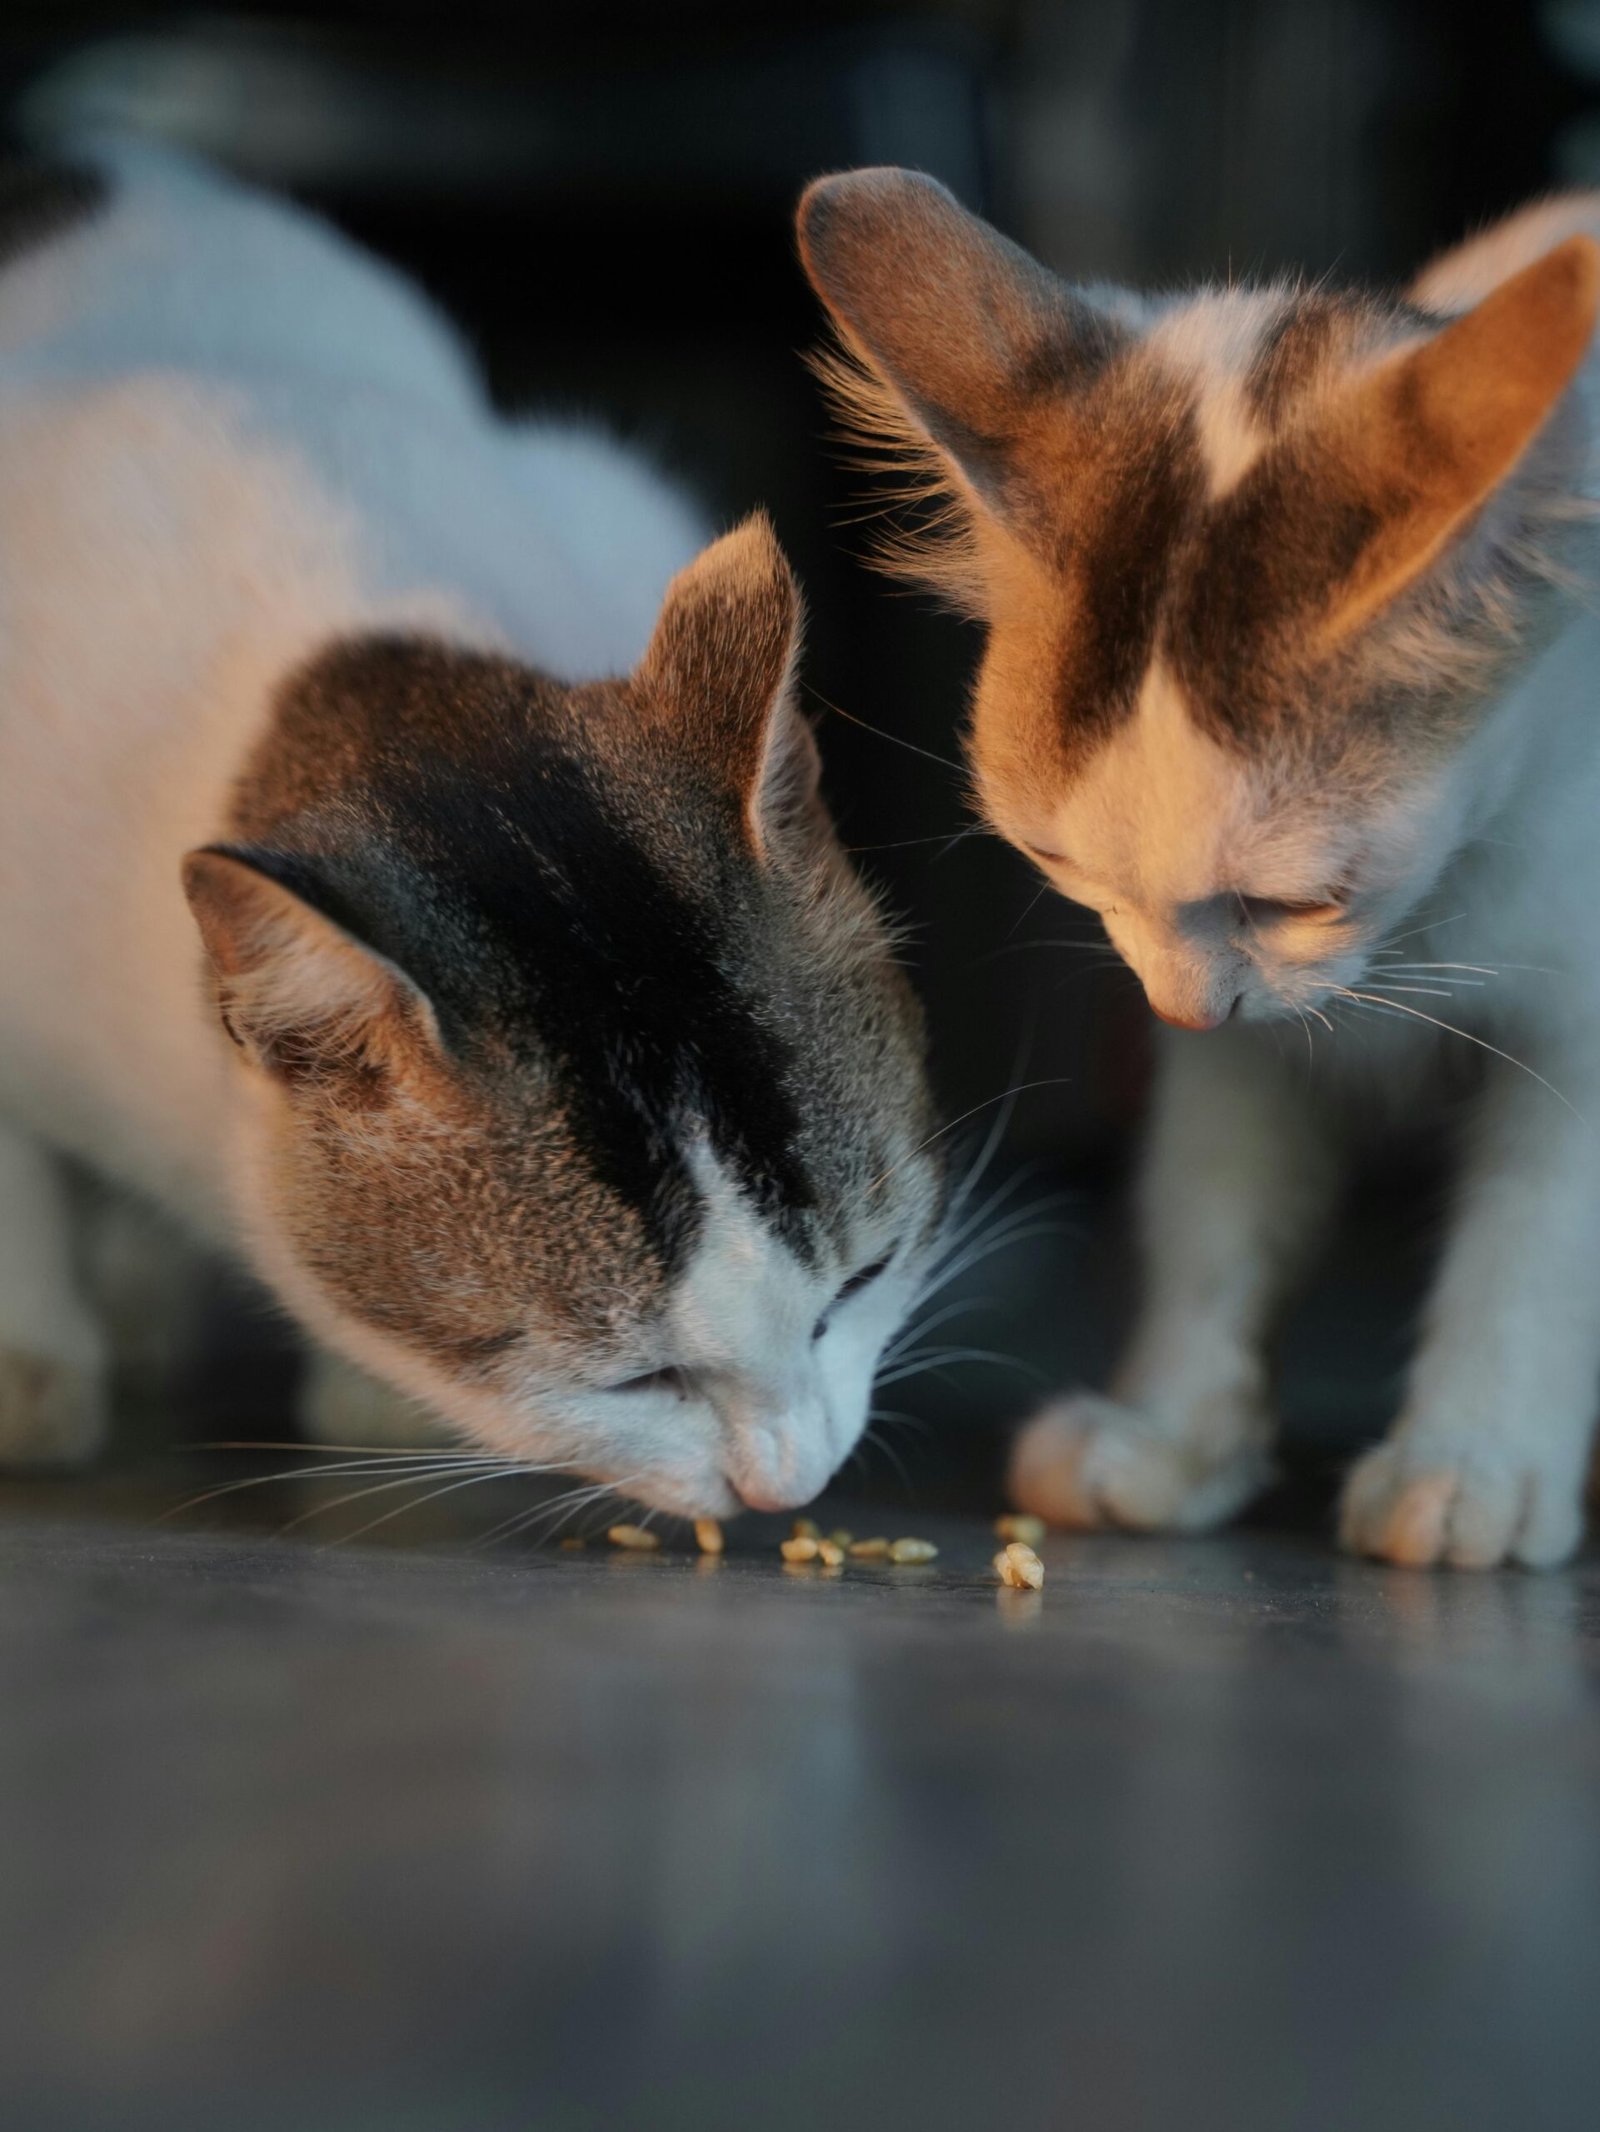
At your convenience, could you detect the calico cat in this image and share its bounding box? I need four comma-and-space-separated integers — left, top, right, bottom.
800, 167, 1600, 1567
0, 144, 943, 1519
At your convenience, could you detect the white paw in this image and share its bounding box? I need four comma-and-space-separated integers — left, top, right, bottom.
1339, 1435, 1585, 1569
0, 1345, 107, 1467
298, 1349, 454, 1451
1008, 1391, 1273, 1534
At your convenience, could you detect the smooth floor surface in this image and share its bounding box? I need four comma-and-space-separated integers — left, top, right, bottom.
3, 1481, 1600, 2132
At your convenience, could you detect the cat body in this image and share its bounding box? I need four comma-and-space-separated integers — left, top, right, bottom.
800, 169, 1600, 1566
0, 145, 941, 1512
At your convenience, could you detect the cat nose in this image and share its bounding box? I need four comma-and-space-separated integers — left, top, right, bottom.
1153, 1004, 1223, 1032
1151, 991, 1239, 1032
732, 1479, 809, 1515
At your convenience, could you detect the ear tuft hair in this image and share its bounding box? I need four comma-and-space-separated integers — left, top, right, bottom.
797, 167, 1125, 610
182, 848, 440, 1093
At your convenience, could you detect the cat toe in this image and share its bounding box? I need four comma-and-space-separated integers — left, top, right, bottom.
1339, 1444, 1584, 1570
0, 1346, 107, 1468
1009, 1395, 1268, 1534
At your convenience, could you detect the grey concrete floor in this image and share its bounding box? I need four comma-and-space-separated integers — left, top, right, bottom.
3, 1476, 1599, 2132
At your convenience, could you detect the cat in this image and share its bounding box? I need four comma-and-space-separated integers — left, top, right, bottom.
799, 165, 1600, 1568
0, 142, 944, 1520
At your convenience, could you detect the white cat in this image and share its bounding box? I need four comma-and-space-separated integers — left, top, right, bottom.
800, 169, 1600, 1566
0, 143, 943, 1516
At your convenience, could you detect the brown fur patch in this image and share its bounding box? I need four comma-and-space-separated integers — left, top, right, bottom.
801, 172, 1597, 790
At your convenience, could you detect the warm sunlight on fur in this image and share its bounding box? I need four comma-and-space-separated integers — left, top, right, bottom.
800, 167, 1600, 1570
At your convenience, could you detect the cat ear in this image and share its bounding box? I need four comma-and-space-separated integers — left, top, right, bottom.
1320, 235, 1600, 647
182, 848, 442, 1091
635, 511, 816, 854
796, 166, 1122, 509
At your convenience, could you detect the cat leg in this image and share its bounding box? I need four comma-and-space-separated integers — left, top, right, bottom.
0, 1117, 108, 1464
1011, 1027, 1337, 1532
1341, 1054, 1600, 1569
298, 1345, 454, 1450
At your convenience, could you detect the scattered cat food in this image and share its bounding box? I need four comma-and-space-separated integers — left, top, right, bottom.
994, 1541, 1044, 1590
888, 1537, 938, 1565
848, 1536, 891, 1559
780, 1535, 820, 1563
607, 1524, 660, 1551
830, 1529, 854, 1549
816, 1537, 846, 1568
791, 1517, 821, 1541
994, 1513, 1046, 1548
694, 1518, 724, 1556
558, 1536, 586, 1551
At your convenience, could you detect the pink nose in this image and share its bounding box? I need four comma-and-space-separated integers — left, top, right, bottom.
1152, 1004, 1224, 1032
733, 1481, 810, 1515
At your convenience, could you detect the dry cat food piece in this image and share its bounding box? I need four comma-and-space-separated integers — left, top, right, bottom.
791, 1516, 821, 1541
994, 1541, 1044, 1590
887, 1537, 938, 1565
558, 1536, 586, 1551
607, 1524, 661, 1551
994, 1514, 1046, 1548
848, 1536, 891, 1559
780, 1535, 820, 1563
816, 1538, 846, 1568
830, 1529, 854, 1549
694, 1518, 725, 1556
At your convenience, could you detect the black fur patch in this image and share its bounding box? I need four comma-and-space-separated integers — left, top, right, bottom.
235, 637, 820, 1271
0, 158, 107, 272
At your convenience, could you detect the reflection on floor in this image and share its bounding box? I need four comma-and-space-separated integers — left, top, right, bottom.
3, 1472, 1598, 2132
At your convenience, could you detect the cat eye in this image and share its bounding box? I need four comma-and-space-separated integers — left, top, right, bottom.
605, 1366, 687, 1399
1237, 892, 1349, 926
812, 1253, 894, 1342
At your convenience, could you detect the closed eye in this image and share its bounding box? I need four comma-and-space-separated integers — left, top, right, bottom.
604, 1366, 687, 1399
1237, 892, 1349, 926
813, 1253, 894, 1342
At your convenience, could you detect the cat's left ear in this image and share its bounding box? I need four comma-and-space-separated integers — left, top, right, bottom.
635, 511, 821, 856
1320, 235, 1600, 646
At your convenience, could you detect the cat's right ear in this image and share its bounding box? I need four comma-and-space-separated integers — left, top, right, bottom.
182, 848, 442, 1094
796, 167, 1122, 511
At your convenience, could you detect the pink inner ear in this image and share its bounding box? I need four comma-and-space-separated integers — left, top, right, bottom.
182, 847, 437, 1088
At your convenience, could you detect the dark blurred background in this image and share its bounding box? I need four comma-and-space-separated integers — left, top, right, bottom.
2, 0, 1593, 1507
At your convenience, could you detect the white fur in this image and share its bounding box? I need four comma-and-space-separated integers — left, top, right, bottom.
0, 144, 718, 1467
1013, 214, 1600, 1568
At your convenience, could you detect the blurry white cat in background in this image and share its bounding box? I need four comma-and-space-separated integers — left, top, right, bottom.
0, 144, 943, 1517
801, 169, 1600, 1566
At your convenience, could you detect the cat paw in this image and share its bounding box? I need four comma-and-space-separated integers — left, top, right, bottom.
1008, 1392, 1273, 1534
0, 1346, 107, 1467
1338, 1438, 1584, 1569
298, 1348, 454, 1451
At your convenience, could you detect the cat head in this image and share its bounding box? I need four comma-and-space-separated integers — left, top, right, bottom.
183, 514, 942, 1517
799, 170, 1600, 1026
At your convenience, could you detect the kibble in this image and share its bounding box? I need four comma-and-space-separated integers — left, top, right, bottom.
780, 1535, 820, 1563
694, 1518, 724, 1556
888, 1537, 938, 1565
829, 1529, 854, 1549
791, 1516, 821, 1541
994, 1541, 1044, 1590
848, 1536, 891, 1559
816, 1538, 846, 1568
994, 1513, 1046, 1548
607, 1524, 660, 1551
558, 1536, 586, 1551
